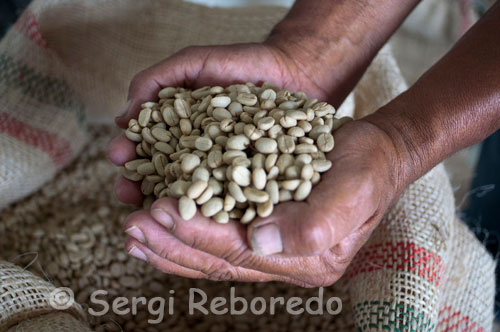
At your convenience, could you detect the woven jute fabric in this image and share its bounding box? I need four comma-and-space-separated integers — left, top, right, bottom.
0, 261, 88, 331
344, 44, 495, 331
6, 312, 92, 332
0, 0, 288, 210
0, 0, 495, 331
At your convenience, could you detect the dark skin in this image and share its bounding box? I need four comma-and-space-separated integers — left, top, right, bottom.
108, 0, 500, 287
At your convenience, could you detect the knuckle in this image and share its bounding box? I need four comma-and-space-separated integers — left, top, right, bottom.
299, 221, 331, 254
185, 233, 210, 251
226, 249, 253, 267
220, 241, 254, 267
130, 70, 149, 88
157, 246, 170, 260
202, 262, 238, 281
155, 241, 179, 261
123, 210, 149, 230
319, 250, 349, 277
151, 238, 188, 264
206, 270, 232, 281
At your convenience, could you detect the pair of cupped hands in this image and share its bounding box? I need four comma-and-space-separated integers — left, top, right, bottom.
108, 42, 407, 287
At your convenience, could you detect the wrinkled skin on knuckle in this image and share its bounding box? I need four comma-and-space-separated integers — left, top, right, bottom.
203, 261, 239, 281
221, 243, 254, 267
123, 210, 149, 231
154, 242, 186, 265
182, 232, 211, 251
130, 70, 150, 90
294, 212, 334, 256
280, 233, 358, 287
156, 246, 171, 260
319, 250, 350, 274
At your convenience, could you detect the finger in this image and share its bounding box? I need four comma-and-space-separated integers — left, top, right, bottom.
145, 198, 318, 281
125, 210, 244, 280
114, 176, 143, 206
128, 237, 289, 283
124, 210, 279, 282
147, 198, 349, 284
248, 160, 380, 257
149, 198, 252, 260
115, 46, 210, 128
125, 238, 207, 279
107, 134, 137, 166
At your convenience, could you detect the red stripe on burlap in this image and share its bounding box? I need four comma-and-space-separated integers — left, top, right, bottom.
0, 112, 72, 169
437, 306, 484, 332
14, 9, 48, 48
349, 241, 442, 285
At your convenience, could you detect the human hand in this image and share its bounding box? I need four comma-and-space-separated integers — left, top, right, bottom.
107, 39, 406, 286
110, 0, 500, 287
109, 41, 341, 206
114, 119, 404, 287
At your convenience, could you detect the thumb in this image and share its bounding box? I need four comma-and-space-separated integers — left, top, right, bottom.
115, 46, 209, 128
247, 201, 336, 257
247, 169, 381, 257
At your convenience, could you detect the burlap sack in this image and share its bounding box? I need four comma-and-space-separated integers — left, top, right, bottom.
0, 0, 287, 210
0, 261, 89, 331
0, 0, 495, 331
7, 312, 92, 332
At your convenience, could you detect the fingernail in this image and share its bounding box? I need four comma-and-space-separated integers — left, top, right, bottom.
252, 224, 283, 256
125, 226, 146, 243
116, 100, 132, 120
128, 246, 147, 261
151, 208, 175, 230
